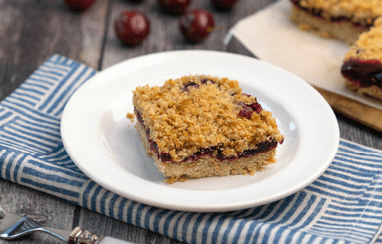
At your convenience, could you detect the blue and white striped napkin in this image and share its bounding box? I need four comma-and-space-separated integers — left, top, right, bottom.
1, 55, 382, 244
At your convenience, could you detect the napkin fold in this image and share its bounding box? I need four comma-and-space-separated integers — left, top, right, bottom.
226, 0, 382, 112
1, 55, 382, 244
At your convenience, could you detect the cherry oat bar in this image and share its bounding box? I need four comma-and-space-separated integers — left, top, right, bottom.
133, 75, 284, 183
341, 23, 382, 101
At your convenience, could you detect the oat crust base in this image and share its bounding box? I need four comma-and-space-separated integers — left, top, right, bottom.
290, 5, 367, 45
345, 80, 382, 101
135, 122, 277, 184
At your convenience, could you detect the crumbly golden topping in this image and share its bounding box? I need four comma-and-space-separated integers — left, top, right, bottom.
126, 112, 135, 123
133, 75, 283, 162
126, 112, 135, 119
295, 0, 382, 24
345, 25, 382, 61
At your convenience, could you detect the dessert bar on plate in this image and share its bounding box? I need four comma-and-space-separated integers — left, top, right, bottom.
133, 75, 284, 183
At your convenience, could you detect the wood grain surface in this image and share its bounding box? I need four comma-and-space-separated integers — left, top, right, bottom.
1, 0, 382, 243
315, 87, 382, 133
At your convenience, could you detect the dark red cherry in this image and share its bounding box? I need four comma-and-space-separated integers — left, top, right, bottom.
64, 0, 96, 12
180, 8, 215, 43
210, 0, 239, 10
114, 10, 150, 46
157, 0, 191, 15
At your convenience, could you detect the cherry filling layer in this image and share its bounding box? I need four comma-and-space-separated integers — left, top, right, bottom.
182, 79, 212, 91
341, 58, 382, 88
290, 0, 372, 28
135, 109, 279, 163
237, 101, 262, 119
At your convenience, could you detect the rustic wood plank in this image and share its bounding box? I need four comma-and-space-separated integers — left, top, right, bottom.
0, 178, 74, 244
315, 86, 382, 134
80, 0, 109, 69
0, 0, 107, 243
336, 113, 382, 150
0, 0, 107, 101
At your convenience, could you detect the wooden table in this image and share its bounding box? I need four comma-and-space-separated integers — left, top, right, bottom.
1, 0, 382, 243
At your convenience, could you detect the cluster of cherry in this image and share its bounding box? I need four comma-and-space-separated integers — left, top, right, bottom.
64, 0, 239, 46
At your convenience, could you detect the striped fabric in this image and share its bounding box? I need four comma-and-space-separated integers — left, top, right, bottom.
1, 55, 382, 244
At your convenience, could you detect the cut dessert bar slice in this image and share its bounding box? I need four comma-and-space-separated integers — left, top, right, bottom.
132, 75, 284, 183
290, 0, 382, 44
341, 24, 382, 100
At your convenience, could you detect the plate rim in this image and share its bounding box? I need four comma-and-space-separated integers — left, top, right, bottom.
61, 50, 340, 212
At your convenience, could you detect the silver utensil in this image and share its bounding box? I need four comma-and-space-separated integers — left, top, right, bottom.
0, 207, 133, 243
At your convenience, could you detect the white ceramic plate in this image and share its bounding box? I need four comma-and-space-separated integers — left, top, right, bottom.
61, 50, 339, 212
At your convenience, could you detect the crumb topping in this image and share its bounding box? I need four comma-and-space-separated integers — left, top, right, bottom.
133, 75, 284, 162
126, 112, 135, 123
126, 112, 135, 119
345, 25, 382, 61
293, 0, 382, 24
